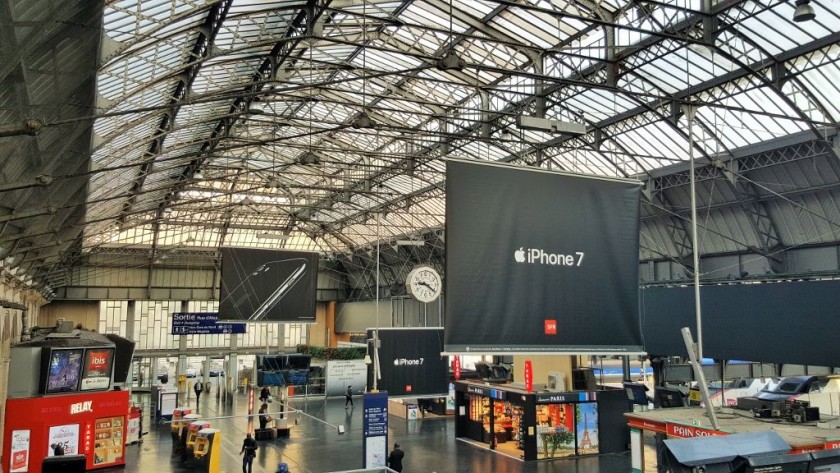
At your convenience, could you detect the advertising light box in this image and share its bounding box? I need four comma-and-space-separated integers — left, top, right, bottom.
80, 348, 114, 391
43, 349, 83, 394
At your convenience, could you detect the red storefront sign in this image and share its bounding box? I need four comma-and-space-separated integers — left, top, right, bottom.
825, 439, 840, 450
626, 417, 667, 433
453, 356, 461, 381
666, 422, 727, 438
524, 360, 533, 393
4, 390, 129, 473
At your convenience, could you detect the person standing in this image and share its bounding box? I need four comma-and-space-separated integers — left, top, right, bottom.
387, 443, 404, 472
194, 380, 203, 408
345, 385, 353, 408
240, 432, 258, 473
258, 403, 272, 430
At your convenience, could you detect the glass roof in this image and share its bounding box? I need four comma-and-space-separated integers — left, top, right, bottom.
84, 0, 840, 254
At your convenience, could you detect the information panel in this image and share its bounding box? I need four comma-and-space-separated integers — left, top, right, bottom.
445, 159, 643, 354
363, 392, 389, 469
170, 312, 246, 335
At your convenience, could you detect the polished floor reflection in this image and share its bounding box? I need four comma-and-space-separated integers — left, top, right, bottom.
123, 391, 631, 472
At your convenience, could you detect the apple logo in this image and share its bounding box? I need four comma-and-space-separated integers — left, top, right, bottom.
514, 247, 526, 263
394, 359, 400, 366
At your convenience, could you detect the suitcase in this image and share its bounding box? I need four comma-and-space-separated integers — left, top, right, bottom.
255, 428, 275, 440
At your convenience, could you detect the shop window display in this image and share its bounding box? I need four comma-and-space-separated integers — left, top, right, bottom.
536, 404, 575, 459
576, 403, 599, 455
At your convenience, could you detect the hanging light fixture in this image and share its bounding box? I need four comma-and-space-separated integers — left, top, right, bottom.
793, 0, 815, 22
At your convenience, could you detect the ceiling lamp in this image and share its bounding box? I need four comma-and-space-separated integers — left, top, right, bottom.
256, 231, 291, 240
436, 53, 465, 71
793, 0, 815, 22
352, 112, 376, 129
516, 115, 586, 136
299, 151, 320, 165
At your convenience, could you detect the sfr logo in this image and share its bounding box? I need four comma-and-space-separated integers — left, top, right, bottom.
544, 320, 557, 335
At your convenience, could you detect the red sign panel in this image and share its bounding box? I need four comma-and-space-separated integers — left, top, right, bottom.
453, 356, 461, 381
544, 319, 557, 335
4, 390, 128, 473
825, 439, 840, 450
524, 360, 533, 392
666, 422, 727, 438
626, 417, 667, 433
85, 351, 112, 377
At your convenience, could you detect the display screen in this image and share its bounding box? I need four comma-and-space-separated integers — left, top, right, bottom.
46, 350, 83, 394
445, 159, 643, 354
218, 247, 318, 322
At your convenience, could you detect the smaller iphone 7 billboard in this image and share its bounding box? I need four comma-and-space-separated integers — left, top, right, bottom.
368, 328, 447, 396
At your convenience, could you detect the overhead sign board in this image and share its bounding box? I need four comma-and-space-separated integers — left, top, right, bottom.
170, 312, 246, 335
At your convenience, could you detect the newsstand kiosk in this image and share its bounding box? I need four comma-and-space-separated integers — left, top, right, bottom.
3, 327, 135, 473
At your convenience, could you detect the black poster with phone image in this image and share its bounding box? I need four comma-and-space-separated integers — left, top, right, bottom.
219, 248, 318, 322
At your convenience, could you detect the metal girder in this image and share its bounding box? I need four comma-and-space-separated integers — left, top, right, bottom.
719, 161, 785, 269
643, 186, 695, 275
116, 0, 234, 224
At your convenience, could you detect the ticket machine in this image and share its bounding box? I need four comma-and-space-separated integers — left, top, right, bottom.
193, 428, 221, 473
177, 413, 201, 457
170, 409, 193, 453
185, 420, 212, 461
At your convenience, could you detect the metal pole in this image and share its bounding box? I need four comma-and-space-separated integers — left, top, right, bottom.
684, 104, 703, 361
681, 327, 719, 429
373, 212, 380, 392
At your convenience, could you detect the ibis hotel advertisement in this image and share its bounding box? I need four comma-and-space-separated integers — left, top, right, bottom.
218, 247, 319, 323
367, 328, 448, 396
444, 159, 643, 354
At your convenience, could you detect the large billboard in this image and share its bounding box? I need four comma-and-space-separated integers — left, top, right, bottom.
367, 328, 448, 396
219, 247, 318, 322
445, 159, 643, 354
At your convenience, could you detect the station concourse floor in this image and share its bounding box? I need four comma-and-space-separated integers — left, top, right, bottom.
123, 391, 632, 473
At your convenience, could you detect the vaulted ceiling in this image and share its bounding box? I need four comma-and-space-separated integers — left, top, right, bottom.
1, 0, 839, 299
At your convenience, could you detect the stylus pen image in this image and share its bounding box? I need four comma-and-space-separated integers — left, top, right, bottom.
249, 261, 307, 321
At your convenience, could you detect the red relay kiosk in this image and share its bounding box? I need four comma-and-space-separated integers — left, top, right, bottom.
4, 390, 129, 472
3, 327, 136, 473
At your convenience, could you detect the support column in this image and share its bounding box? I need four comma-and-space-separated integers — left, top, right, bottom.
125, 300, 136, 341
277, 324, 286, 352
228, 334, 238, 401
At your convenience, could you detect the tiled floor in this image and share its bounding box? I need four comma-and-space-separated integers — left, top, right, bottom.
122, 391, 632, 473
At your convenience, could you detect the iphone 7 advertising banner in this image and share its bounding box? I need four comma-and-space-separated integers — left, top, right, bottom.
219, 247, 318, 322
444, 159, 643, 354
368, 328, 448, 396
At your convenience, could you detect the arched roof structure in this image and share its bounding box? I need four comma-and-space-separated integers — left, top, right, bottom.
1, 0, 838, 300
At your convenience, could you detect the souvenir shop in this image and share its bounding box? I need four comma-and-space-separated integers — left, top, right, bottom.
454, 381, 628, 461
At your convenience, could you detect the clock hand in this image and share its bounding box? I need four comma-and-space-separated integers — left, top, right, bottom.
418, 281, 435, 290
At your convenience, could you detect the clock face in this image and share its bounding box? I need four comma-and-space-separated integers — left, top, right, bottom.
406, 266, 442, 303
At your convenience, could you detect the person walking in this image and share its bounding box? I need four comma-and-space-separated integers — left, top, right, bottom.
387, 442, 404, 472
345, 385, 353, 408
194, 380, 203, 408
240, 432, 258, 473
